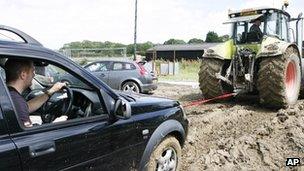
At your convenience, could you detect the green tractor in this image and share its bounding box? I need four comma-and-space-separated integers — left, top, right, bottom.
199, 3, 304, 108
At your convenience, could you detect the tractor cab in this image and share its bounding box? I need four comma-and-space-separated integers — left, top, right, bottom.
225, 7, 291, 44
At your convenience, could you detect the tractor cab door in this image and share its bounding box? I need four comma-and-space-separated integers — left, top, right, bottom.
288, 13, 303, 57
278, 13, 289, 42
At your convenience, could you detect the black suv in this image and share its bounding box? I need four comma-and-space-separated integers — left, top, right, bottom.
0, 25, 188, 171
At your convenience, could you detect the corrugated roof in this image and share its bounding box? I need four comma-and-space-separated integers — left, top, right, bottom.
146, 43, 219, 52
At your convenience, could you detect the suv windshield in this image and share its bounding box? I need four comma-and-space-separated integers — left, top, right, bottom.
35, 64, 88, 88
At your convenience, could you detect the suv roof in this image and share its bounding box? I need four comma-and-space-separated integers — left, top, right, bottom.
0, 25, 73, 64
0, 25, 42, 46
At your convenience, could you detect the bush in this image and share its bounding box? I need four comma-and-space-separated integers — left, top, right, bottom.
78, 58, 88, 65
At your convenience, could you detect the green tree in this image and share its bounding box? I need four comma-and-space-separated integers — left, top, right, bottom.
188, 38, 204, 44
126, 42, 154, 56
205, 31, 222, 42
137, 41, 154, 56
163, 38, 186, 45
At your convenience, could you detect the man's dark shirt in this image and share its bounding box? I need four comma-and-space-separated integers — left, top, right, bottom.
250, 24, 263, 40
8, 86, 30, 124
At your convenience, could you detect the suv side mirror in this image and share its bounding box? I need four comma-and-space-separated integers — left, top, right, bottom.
114, 98, 131, 119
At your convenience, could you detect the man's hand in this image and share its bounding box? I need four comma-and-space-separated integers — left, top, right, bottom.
48, 82, 66, 95
28, 82, 66, 114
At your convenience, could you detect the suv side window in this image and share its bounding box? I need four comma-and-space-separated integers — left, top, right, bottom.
3, 59, 107, 128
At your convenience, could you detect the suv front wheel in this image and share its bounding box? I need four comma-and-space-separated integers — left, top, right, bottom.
147, 136, 181, 171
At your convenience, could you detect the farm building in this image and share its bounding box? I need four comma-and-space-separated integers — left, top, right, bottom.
145, 43, 218, 61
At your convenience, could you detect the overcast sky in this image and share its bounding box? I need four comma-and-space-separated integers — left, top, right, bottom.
0, 0, 303, 49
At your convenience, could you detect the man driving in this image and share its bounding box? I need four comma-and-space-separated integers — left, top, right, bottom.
249, 17, 263, 41
5, 59, 66, 127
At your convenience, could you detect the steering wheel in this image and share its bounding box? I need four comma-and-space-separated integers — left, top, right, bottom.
25, 86, 73, 123
41, 86, 73, 123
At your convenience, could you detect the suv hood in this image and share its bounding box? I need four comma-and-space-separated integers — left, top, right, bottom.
117, 91, 180, 114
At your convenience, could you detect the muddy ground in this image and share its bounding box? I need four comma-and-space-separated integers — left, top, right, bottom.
153, 83, 304, 171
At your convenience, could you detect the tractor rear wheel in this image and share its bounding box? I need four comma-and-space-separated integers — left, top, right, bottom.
198, 58, 233, 99
257, 48, 301, 108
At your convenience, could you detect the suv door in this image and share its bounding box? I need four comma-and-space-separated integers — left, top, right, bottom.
0, 75, 21, 170
3, 59, 139, 170
2, 88, 112, 169
85, 61, 110, 84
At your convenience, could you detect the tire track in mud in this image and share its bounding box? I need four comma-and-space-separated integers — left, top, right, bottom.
153, 83, 304, 170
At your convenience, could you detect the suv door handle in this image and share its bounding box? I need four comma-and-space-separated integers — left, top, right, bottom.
100, 73, 105, 77
29, 141, 56, 157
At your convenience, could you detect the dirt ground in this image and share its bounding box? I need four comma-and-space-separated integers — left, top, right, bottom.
153, 83, 304, 171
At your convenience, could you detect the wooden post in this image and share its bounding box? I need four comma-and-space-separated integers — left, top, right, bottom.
173, 50, 176, 75
152, 49, 156, 74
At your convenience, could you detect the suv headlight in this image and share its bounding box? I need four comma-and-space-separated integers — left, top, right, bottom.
180, 105, 187, 119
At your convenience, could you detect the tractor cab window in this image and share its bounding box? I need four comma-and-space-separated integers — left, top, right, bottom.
235, 22, 246, 43
234, 20, 265, 44
280, 14, 289, 42
265, 12, 289, 41
265, 12, 282, 38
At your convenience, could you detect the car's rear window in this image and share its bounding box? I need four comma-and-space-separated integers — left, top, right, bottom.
125, 63, 136, 70
113, 62, 136, 70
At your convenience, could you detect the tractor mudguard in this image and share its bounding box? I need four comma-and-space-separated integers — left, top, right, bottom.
257, 36, 304, 93
257, 36, 300, 58
203, 39, 235, 60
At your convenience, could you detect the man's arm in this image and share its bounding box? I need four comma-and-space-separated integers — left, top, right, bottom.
27, 82, 66, 113
27, 93, 49, 113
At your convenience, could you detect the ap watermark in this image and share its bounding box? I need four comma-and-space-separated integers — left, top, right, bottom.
286, 158, 301, 167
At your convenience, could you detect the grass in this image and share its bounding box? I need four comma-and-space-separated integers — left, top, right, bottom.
156, 59, 200, 82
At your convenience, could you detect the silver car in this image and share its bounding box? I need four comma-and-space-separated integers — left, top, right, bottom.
60, 60, 157, 93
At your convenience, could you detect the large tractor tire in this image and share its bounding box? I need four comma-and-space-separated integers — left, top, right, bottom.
198, 58, 233, 99
257, 47, 301, 108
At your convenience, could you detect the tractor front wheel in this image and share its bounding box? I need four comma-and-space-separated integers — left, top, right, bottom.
257, 48, 301, 108
198, 58, 233, 99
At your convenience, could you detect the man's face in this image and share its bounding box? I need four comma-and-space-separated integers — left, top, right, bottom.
22, 63, 35, 87
256, 20, 261, 26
